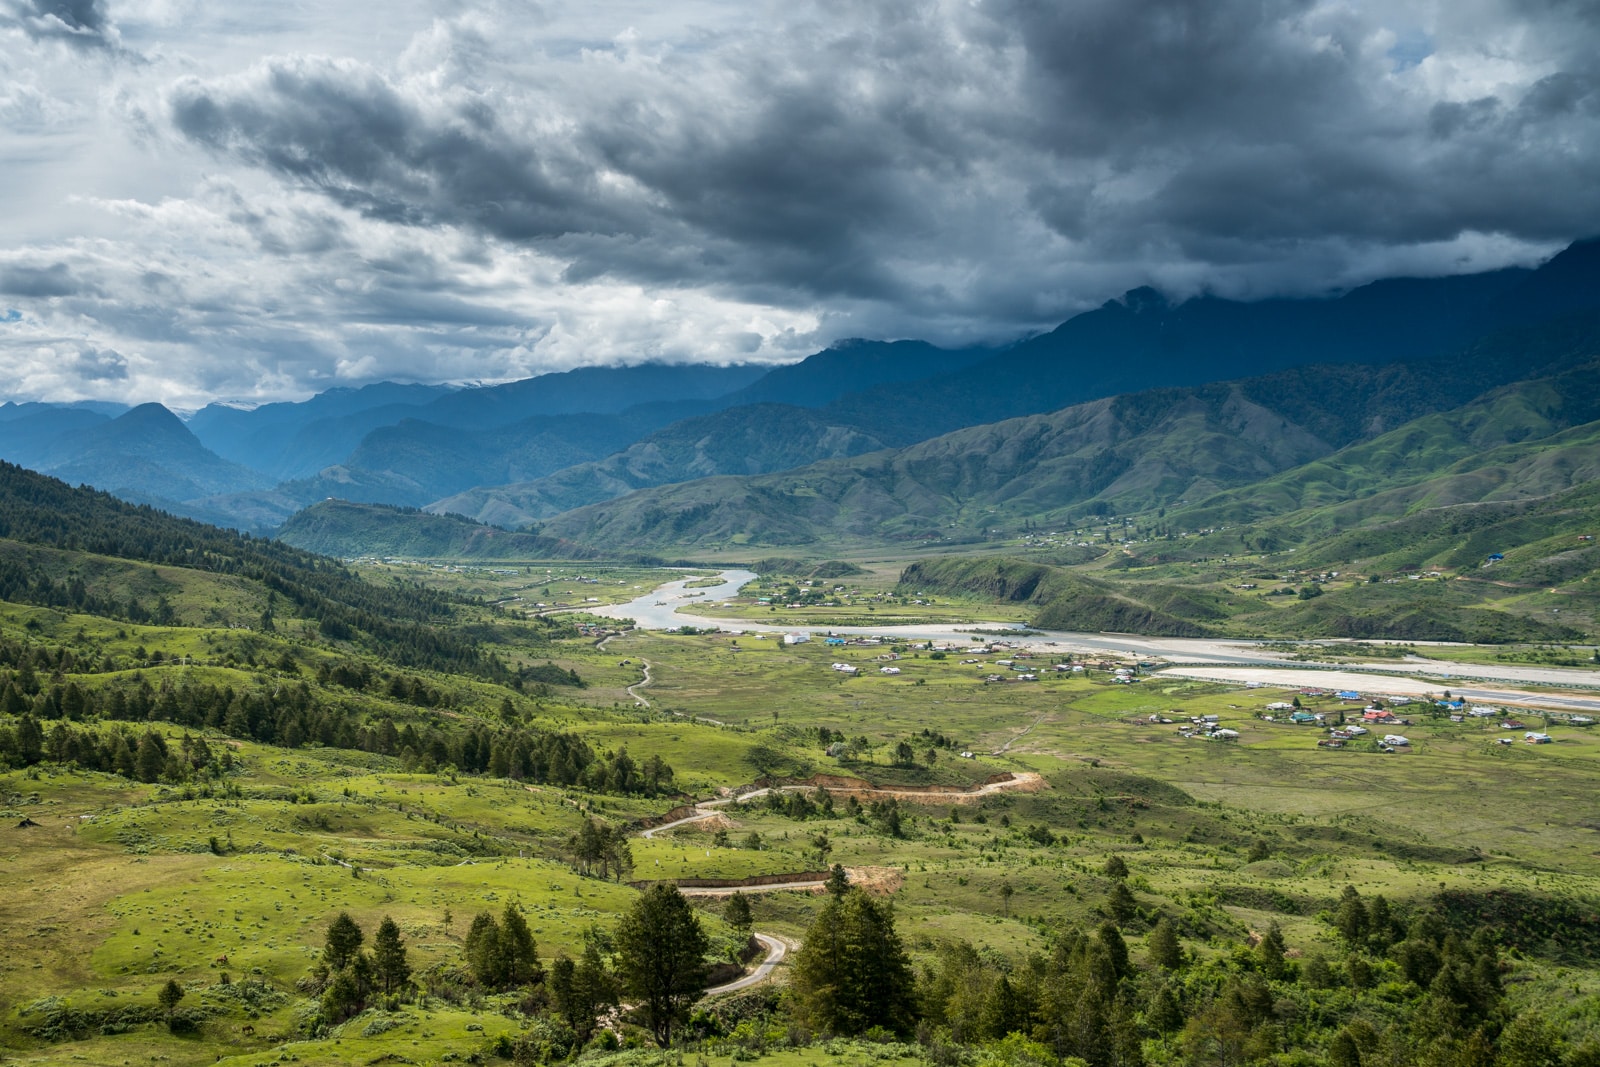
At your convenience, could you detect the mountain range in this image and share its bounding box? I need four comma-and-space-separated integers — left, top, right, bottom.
4, 238, 1599, 559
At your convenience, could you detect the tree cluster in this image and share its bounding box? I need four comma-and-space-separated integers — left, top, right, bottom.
0, 674, 675, 797
313, 912, 411, 1024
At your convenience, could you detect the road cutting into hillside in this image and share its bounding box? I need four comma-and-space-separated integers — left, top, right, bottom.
706, 934, 789, 995
639, 771, 1045, 839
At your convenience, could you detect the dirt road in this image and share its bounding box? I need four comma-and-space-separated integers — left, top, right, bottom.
707, 934, 787, 994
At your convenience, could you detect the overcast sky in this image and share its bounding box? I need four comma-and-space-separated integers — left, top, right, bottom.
2, 0, 1598, 408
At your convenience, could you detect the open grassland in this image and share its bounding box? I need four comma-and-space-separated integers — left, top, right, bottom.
4, 562, 1600, 1065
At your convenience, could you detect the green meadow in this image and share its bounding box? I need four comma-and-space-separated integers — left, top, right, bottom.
4, 551, 1600, 1066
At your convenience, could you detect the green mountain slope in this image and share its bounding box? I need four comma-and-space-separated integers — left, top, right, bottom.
898, 556, 1215, 636
428, 404, 891, 526
0, 462, 512, 675
535, 316, 1600, 552
1173, 356, 1600, 535
276, 501, 604, 561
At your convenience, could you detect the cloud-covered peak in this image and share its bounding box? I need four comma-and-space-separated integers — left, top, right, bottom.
2, 0, 1598, 406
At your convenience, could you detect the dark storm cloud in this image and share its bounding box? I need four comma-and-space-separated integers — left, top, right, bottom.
159, 0, 1600, 319
0, 262, 84, 297
3, 0, 115, 48
169, 56, 637, 242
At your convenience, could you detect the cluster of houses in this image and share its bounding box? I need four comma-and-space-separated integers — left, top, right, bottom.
1177, 716, 1238, 741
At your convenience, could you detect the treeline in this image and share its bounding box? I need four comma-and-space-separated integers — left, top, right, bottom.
0, 677, 675, 796
0, 717, 223, 783
0, 462, 534, 676
728, 875, 1582, 1067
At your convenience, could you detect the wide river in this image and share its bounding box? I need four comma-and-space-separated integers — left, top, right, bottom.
578, 570, 1600, 713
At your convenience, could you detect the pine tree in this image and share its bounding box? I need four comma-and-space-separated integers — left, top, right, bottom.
1336, 886, 1368, 944
725, 891, 753, 937
372, 916, 411, 995
1329, 1030, 1362, 1067
111, 734, 137, 778
499, 904, 543, 987
464, 911, 503, 986
1256, 922, 1288, 979
324, 912, 364, 971
551, 938, 618, 1043
1147, 984, 1183, 1034
134, 733, 166, 783
1098, 921, 1131, 982
156, 978, 185, 1014
614, 884, 709, 1047
1147, 915, 1184, 971
790, 887, 917, 1037
1108, 881, 1137, 923
1103, 854, 1130, 879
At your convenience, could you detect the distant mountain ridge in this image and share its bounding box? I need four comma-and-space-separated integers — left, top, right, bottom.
275, 500, 606, 561
530, 312, 1600, 552
427, 403, 894, 527
5, 238, 1599, 538
31, 402, 271, 505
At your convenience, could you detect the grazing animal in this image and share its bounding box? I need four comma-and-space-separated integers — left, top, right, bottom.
241, 1024, 255, 1036
215, 955, 229, 966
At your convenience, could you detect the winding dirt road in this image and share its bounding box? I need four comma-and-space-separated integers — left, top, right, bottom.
626, 658, 654, 708
705, 934, 788, 995
640, 772, 1044, 840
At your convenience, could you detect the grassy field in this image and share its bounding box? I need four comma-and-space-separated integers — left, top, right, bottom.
5, 560, 1600, 1065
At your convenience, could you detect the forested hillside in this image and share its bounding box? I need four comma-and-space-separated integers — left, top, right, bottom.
276, 500, 608, 561
0, 462, 518, 676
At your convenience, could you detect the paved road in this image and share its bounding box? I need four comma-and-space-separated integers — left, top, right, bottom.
1164, 666, 1600, 713
706, 934, 788, 995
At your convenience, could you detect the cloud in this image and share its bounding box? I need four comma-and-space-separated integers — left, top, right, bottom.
0, 262, 83, 297
160, 2, 1600, 312
69, 344, 127, 379
4, 0, 1600, 405
3, 0, 117, 48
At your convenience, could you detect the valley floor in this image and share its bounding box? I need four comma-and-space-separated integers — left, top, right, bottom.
4, 567, 1600, 1066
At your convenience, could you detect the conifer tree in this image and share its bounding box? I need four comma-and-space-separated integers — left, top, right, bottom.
614, 884, 708, 1047
134, 733, 166, 783
324, 912, 364, 971
372, 916, 411, 995
464, 911, 503, 986
790, 887, 916, 1037
499, 904, 543, 987
1147, 915, 1184, 971
724, 891, 753, 937
1256, 922, 1288, 980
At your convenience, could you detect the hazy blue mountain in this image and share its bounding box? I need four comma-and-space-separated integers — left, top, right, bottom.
279, 406, 701, 511
32, 403, 273, 504
0, 399, 127, 421
410, 362, 766, 429
427, 403, 891, 526
184, 364, 765, 483
187, 382, 456, 479
720, 339, 993, 408
0, 407, 116, 469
